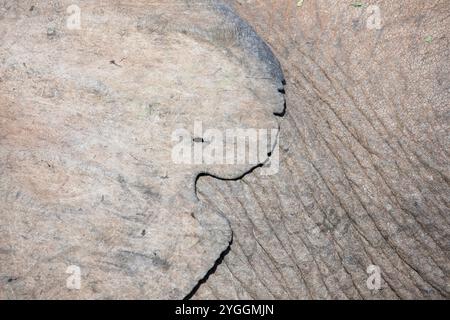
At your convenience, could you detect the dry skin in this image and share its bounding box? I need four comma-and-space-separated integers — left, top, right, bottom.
0, 0, 283, 299
0, 0, 449, 300
194, 0, 450, 299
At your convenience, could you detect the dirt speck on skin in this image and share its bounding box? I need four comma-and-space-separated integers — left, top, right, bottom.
46, 27, 57, 39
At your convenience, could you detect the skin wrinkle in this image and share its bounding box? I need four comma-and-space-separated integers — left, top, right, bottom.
290, 58, 448, 278
192, 0, 449, 299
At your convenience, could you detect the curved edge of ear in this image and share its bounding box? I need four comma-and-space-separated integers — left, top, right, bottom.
181, 1, 287, 187
211, 0, 286, 89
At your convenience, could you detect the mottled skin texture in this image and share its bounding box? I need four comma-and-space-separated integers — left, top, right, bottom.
0, 0, 284, 299
194, 0, 450, 299
1, 0, 448, 300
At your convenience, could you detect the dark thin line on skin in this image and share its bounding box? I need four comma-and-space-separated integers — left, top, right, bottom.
185, 81, 287, 299
193, 122, 282, 201
184, 234, 234, 300
182, 1, 287, 299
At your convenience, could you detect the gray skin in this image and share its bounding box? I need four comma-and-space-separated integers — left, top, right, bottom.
0, 0, 284, 299
194, 0, 450, 300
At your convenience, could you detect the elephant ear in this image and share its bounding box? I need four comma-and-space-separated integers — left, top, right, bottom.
193, 1, 450, 299
0, 1, 284, 299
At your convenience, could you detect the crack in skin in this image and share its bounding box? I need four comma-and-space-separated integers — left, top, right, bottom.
184, 233, 234, 300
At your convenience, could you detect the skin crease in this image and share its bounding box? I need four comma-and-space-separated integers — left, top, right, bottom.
2, 0, 447, 300
192, 0, 450, 299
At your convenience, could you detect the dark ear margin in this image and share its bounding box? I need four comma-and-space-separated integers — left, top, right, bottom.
211, 0, 285, 89
168, 0, 285, 90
